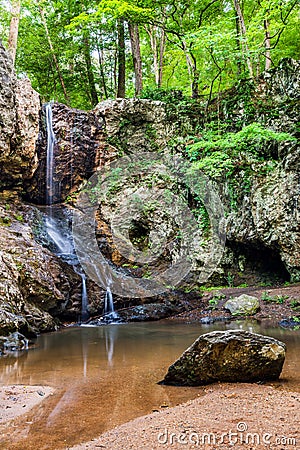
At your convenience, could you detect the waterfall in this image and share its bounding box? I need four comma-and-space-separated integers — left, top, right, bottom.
45, 103, 56, 205
44, 214, 73, 256
104, 285, 117, 319
80, 273, 89, 323
43, 103, 90, 323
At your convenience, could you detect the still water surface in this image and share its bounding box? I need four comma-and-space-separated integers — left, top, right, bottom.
0, 321, 299, 449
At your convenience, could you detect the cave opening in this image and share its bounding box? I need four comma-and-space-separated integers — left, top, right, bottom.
128, 219, 151, 251
225, 241, 290, 286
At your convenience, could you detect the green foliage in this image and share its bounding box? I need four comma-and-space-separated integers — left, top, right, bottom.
261, 292, 288, 304
189, 151, 234, 179
226, 272, 235, 287
290, 300, 300, 309
208, 298, 219, 309
139, 87, 187, 103
14, 214, 24, 222
0, 0, 298, 108
186, 123, 296, 161
200, 285, 226, 292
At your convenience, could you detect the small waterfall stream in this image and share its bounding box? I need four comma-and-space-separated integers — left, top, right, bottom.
80, 272, 89, 323
104, 286, 116, 317
45, 103, 56, 206
43, 102, 121, 325
104, 277, 118, 321
44, 214, 73, 256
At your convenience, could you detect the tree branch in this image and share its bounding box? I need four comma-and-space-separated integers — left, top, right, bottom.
198, 0, 219, 27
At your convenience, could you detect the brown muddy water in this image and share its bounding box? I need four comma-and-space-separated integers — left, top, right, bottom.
0, 321, 299, 450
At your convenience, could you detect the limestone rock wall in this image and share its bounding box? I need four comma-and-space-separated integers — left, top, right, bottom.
91, 60, 300, 284
95, 98, 176, 153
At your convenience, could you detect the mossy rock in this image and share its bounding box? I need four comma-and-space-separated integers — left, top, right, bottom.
224, 294, 260, 316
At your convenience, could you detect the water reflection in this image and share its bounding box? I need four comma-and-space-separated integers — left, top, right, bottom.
104, 325, 118, 365
0, 321, 299, 450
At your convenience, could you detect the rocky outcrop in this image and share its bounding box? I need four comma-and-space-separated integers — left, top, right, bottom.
225, 163, 300, 282
95, 98, 176, 153
161, 330, 286, 386
90, 61, 300, 286
14, 79, 40, 180
0, 42, 40, 190
0, 332, 29, 356
89, 299, 190, 324
204, 59, 300, 284
224, 294, 260, 316
0, 43, 16, 168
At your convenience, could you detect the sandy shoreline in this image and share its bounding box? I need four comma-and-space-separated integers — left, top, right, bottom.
0, 385, 54, 424
69, 383, 300, 450
0, 383, 299, 449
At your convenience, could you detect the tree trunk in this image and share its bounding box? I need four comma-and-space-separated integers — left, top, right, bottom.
117, 18, 126, 98
8, 0, 21, 65
235, 15, 242, 77
83, 35, 99, 106
96, 36, 108, 99
192, 70, 200, 99
233, 0, 253, 78
158, 27, 165, 88
128, 22, 143, 96
146, 26, 159, 86
264, 19, 271, 71
182, 40, 199, 97
38, 4, 70, 104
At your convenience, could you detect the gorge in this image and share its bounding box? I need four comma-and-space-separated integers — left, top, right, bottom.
1, 40, 300, 347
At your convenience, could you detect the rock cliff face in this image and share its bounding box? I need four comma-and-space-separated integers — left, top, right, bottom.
0, 42, 40, 190
95, 98, 176, 152
26, 98, 178, 204
80, 63, 299, 285
0, 43, 15, 170
220, 61, 300, 282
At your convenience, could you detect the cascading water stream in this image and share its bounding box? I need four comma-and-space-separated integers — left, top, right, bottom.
104, 283, 118, 320
80, 273, 89, 323
44, 102, 89, 323
45, 103, 56, 206
44, 214, 73, 256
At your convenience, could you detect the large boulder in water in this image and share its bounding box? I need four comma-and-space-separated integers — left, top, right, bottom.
161, 330, 286, 386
